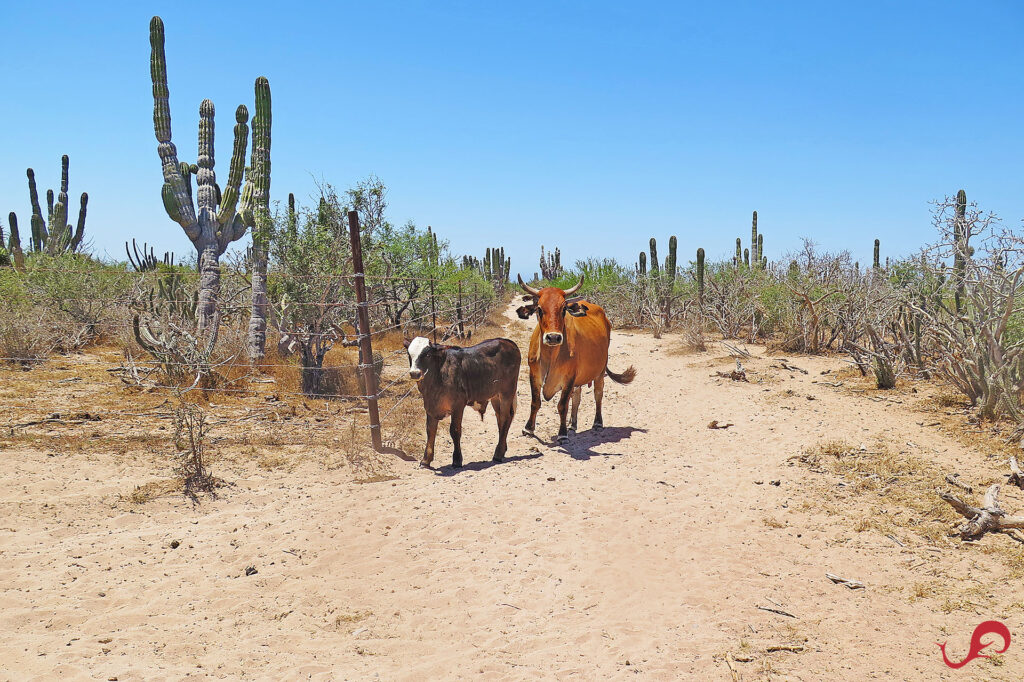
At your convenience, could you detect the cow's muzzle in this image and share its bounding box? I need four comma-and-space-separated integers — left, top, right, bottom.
543, 333, 563, 346
409, 369, 425, 381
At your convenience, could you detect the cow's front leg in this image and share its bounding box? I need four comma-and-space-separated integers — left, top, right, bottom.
569, 386, 582, 432
450, 404, 465, 468
556, 387, 572, 444
523, 367, 542, 437
422, 414, 440, 468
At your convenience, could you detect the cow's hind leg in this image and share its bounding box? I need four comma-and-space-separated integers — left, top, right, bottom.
593, 373, 605, 430
450, 405, 465, 468
569, 386, 582, 432
422, 414, 440, 467
491, 396, 512, 462
523, 369, 542, 437
556, 387, 572, 445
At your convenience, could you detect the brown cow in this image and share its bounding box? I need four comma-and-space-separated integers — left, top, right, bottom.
516, 274, 636, 444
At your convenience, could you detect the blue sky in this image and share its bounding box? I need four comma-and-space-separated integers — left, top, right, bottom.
2, 1, 1022, 275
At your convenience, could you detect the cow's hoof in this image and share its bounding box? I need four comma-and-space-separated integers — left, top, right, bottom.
492, 455, 504, 463
557, 435, 569, 445
419, 460, 432, 469
451, 461, 463, 469
593, 423, 604, 431
522, 427, 535, 437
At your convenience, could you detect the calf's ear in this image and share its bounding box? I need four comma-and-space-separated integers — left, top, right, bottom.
403, 337, 412, 349
516, 305, 537, 319
567, 302, 589, 317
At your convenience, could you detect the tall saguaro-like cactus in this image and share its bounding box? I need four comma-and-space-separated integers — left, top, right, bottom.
649, 238, 659, 277
873, 239, 880, 269
149, 15, 258, 332
245, 76, 273, 362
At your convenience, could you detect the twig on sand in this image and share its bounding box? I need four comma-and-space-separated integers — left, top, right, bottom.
944, 473, 973, 494
722, 342, 752, 359
766, 644, 805, 653
708, 420, 734, 430
825, 573, 865, 589
724, 652, 740, 681
756, 605, 797, 618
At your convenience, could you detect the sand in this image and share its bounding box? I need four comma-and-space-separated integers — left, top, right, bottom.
2, 302, 1023, 680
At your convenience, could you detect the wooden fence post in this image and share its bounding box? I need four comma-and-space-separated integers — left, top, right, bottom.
347, 210, 382, 452
429, 277, 438, 343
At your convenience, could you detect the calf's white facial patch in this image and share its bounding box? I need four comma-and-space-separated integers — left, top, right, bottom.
408, 336, 431, 376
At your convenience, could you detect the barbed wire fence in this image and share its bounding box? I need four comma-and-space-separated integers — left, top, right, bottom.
0, 211, 503, 456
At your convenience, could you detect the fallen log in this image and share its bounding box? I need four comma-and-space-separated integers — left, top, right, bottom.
940, 484, 1024, 540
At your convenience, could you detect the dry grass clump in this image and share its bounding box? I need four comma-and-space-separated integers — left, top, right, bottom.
0, 303, 62, 365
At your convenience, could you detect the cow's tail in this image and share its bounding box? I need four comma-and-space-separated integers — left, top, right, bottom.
605, 365, 637, 385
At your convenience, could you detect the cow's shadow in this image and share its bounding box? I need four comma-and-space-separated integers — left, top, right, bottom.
560, 425, 646, 461
430, 451, 544, 477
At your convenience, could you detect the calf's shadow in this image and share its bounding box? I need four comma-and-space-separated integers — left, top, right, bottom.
432, 451, 544, 477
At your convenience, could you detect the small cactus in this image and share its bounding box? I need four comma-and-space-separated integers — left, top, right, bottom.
638, 251, 647, 276
954, 189, 968, 312
735, 238, 742, 268
873, 239, 880, 269
751, 211, 758, 267
4, 212, 25, 269
696, 247, 705, 306
18, 155, 89, 254
757, 233, 763, 267
743, 248, 749, 268
666, 236, 677, 285
649, 238, 659, 277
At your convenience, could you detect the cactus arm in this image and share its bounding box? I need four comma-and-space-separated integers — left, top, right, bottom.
31, 214, 45, 252
27, 168, 43, 220
60, 155, 69, 194
71, 192, 88, 251
150, 16, 197, 237
216, 104, 250, 231
240, 77, 272, 226
46, 189, 54, 227
7, 212, 24, 269
195, 99, 217, 228
49, 191, 69, 254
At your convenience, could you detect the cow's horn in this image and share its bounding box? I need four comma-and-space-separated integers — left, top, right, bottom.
518, 274, 540, 296
563, 274, 584, 296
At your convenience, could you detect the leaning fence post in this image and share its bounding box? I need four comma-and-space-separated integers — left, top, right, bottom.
430, 277, 438, 343
347, 210, 382, 452
457, 279, 465, 338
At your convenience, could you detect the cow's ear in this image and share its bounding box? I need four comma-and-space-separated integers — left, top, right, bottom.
522, 294, 538, 303
516, 305, 537, 319
403, 337, 412, 349
567, 302, 589, 317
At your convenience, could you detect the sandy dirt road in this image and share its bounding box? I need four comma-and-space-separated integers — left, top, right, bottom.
2, 302, 1022, 680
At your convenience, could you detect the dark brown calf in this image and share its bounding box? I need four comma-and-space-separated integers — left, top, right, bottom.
405, 336, 521, 468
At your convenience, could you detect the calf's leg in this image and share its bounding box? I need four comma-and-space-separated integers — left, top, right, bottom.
422, 414, 440, 467
491, 396, 512, 462
450, 405, 465, 468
